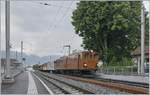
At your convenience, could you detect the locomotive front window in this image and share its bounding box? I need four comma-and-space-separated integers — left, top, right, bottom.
84, 54, 87, 60
90, 54, 92, 59
87, 53, 90, 60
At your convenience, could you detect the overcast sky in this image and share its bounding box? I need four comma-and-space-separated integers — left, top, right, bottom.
1, 1, 149, 57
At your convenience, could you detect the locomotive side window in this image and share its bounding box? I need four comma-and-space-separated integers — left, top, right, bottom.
80, 53, 82, 59
82, 53, 85, 60
94, 53, 98, 60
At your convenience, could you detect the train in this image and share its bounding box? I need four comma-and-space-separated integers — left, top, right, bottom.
39, 51, 99, 74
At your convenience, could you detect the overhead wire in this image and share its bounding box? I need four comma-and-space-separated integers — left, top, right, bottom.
50, 1, 74, 32
17, 1, 75, 55
25, 1, 75, 33
45, 1, 64, 32
27, 1, 70, 32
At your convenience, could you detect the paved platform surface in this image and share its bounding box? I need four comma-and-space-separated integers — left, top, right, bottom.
96, 73, 149, 84
2, 71, 28, 94
1, 71, 50, 94
32, 72, 49, 94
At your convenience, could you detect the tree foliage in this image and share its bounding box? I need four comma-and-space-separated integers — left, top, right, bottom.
72, 1, 148, 64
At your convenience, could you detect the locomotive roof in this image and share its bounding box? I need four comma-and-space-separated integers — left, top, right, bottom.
71, 50, 96, 55
132, 45, 149, 56
54, 51, 97, 63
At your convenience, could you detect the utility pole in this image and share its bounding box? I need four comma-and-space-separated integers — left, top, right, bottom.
16, 51, 18, 60
63, 45, 71, 55
3, 0, 14, 83
50, 56, 51, 62
5, 0, 11, 79
21, 41, 23, 60
0, 0, 1, 93
149, 1, 150, 80
140, 2, 145, 75
21, 41, 25, 71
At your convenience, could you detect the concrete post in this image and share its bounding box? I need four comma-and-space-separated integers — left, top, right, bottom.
149, 1, 150, 92
0, 0, 1, 93
113, 67, 115, 74
141, 2, 145, 75
3, 0, 14, 83
138, 58, 141, 74
5, 0, 11, 79
21, 41, 25, 71
21, 41, 23, 60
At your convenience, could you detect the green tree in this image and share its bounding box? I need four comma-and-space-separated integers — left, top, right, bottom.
33, 64, 40, 70
72, 1, 148, 64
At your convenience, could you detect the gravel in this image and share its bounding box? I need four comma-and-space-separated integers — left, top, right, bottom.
39, 72, 128, 94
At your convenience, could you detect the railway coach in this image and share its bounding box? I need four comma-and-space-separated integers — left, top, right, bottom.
39, 61, 55, 73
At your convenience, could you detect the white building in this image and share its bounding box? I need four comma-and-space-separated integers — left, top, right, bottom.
132, 45, 149, 73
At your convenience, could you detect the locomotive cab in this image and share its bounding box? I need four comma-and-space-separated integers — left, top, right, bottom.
79, 51, 99, 72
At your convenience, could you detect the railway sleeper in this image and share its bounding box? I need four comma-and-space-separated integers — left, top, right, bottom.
35, 71, 94, 94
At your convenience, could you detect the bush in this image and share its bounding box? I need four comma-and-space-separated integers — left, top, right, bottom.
105, 57, 134, 67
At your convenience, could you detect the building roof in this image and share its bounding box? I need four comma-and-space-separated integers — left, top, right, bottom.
1, 58, 20, 65
132, 45, 149, 56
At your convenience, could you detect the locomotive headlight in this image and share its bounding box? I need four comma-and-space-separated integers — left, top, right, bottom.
84, 63, 87, 67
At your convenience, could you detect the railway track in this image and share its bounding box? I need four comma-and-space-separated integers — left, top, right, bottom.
94, 77, 149, 88
33, 72, 66, 94
34, 71, 94, 94
60, 74, 149, 94
35, 71, 149, 94
70, 74, 149, 88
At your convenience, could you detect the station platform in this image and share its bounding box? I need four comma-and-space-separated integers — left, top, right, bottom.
96, 73, 149, 84
1, 69, 22, 80
1, 71, 50, 94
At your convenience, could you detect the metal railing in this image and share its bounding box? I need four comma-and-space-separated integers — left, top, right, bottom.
97, 66, 146, 76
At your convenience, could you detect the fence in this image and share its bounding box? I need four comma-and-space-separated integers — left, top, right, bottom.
97, 66, 139, 75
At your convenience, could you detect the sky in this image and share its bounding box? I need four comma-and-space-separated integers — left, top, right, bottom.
1, 1, 82, 56
0, 1, 150, 57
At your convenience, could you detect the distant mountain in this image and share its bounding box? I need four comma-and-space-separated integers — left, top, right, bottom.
0, 51, 61, 65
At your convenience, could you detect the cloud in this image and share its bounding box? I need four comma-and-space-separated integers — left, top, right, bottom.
143, 1, 149, 12
1, 1, 83, 57
1, 1, 149, 57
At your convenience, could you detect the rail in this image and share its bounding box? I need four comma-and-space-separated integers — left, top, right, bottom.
61, 74, 149, 94
34, 71, 94, 94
